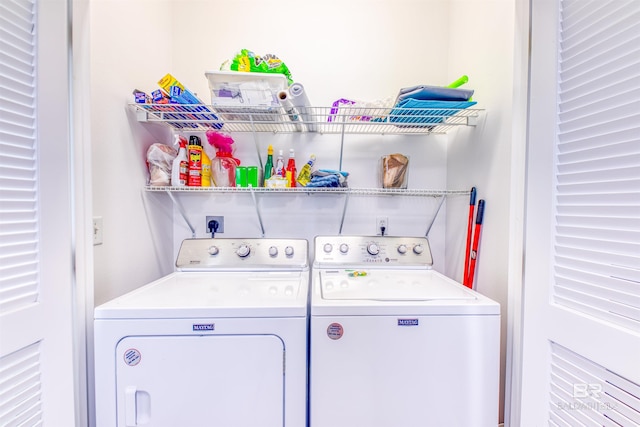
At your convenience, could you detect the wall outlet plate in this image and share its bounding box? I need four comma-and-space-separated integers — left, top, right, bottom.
206, 216, 224, 234
376, 216, 388, 235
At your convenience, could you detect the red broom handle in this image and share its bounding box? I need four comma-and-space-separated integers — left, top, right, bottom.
466, 199, 485, 289
463, 187, 476, 286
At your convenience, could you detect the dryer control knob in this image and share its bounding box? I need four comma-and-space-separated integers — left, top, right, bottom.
236, 244, 251, 258
285, 246, 294, 257
268, 246, 278, 257
367, 243, 380, 256
323, 243, 333, 253
208, 246, 219, 256
339, 243, 349, 254
413, 244, 424, 255
397, 244, 407, 255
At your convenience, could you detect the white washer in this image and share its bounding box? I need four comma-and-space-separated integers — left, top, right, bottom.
310, 235, 500, 427
94, 238, 309, 427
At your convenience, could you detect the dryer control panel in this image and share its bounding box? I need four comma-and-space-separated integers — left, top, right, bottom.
176, 238, 308, 270
314, 235, 433, 267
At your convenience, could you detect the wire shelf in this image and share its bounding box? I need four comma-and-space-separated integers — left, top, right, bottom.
145, 186, 470, 197
132, 104, 482, 134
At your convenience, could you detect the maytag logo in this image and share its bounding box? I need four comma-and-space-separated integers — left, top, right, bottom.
193, 324, 215, 331
397, 318, 419, 326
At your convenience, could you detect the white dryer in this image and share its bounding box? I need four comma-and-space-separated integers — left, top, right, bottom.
94, 238, 309, 427
310, 235, 500, 427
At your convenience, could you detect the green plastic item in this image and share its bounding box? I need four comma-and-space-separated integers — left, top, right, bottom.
447, 75, 472, 100
447, 75, 469, 88
229, 49, 293, 84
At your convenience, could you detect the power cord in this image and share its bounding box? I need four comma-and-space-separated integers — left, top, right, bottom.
207, 220, 219, 238
380, 225, 386, 236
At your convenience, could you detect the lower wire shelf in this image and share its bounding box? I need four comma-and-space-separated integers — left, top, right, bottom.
145, 186, 470, 197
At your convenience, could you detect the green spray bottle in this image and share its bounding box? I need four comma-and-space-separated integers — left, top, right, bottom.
263, 145, 274, 186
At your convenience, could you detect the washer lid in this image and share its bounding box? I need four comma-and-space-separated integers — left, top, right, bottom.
95, 271, 308, 319
320, 269, 476, 301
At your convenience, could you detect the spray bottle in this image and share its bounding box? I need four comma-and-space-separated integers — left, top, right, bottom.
263, 145, 274, 186
205, 130, 239, 187
275, 149, 285, 178
201, 139, 214, 187
296, 154, 316, 186
286, 148, 297, 187
187, 135, 203, 186
171, 135, 188, 187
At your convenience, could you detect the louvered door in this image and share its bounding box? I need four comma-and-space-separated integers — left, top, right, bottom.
0, 0, 76, 425
520, 0, 640, 425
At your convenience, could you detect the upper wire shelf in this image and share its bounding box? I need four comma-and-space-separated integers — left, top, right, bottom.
131, 104, 482, 135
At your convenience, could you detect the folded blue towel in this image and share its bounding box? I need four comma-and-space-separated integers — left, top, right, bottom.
397, 85, 474, 102
389, 99, 477, 126
306, 175, 339, 187
304, 170, 348, 188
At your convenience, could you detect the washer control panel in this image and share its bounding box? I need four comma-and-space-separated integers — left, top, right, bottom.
176, 238, 308, 270
314, 235, 433, 267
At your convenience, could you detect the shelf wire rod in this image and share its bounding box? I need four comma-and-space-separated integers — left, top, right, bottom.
338, 120, 346, 171
338, 192, 350, 235
249, 118, 264, 171
166, 190, 196, 237
249, 189, 266, 237
425, 194, 446, 238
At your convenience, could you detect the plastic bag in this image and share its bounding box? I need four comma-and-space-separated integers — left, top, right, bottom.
381, 153, 409, 189
222, 49, 293, 85
147, 143, 177, 186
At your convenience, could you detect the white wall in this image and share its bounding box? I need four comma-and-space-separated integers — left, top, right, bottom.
445, 1, 518, 421
91, 0, 175, 305
90, 0, 518, 423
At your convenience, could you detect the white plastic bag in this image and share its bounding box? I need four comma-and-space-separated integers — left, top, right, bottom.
146, 143, 177, 186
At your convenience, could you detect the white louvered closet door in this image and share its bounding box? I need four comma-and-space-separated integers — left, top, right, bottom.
0, 0, 76, 426
520, 0, 640, 426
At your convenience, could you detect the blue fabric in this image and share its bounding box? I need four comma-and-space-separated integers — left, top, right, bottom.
397, 85, 474, 102
388, 99, 477, 125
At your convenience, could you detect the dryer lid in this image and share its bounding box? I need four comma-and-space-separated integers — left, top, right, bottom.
319, 269, 476, 301
95, 271, 308, 319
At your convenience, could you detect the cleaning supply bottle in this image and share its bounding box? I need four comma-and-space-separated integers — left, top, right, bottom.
286, 148, 297, 187
211, 151, 239, 187
187, 135, 203, 186
171, 135, 188, 187
205, 130, 240, 187
201, 148, 212, 187
275, 149, 285, 178
296, 154, 316, 186
263, 144, 274, 186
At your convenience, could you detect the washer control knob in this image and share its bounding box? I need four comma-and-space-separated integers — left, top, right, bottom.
236, 244, 251, 258
413, 244, 425, 255
208, 246, 219, 256
367, 243, 380, 256
397, 244, 407, 255
339, 243, 349, 254
268, 246, 278, 257
323, 243, 333, 253
285, 246, 294, 257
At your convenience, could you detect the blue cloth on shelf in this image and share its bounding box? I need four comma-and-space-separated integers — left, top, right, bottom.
396, 85, 474, 102
388, 99, 477, 126
304, 170, 349, 188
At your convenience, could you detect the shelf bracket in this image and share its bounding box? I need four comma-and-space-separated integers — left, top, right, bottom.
166, 190, 196, 238
338, 192, 350, 235
338, 121, 346, 171
250, 189, 266, 237
424, 194, 446, 237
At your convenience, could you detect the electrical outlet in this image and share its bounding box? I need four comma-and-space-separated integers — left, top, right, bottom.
206, 216, 224, 235
376, 216, 388, 236
93, 216, 103, 245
